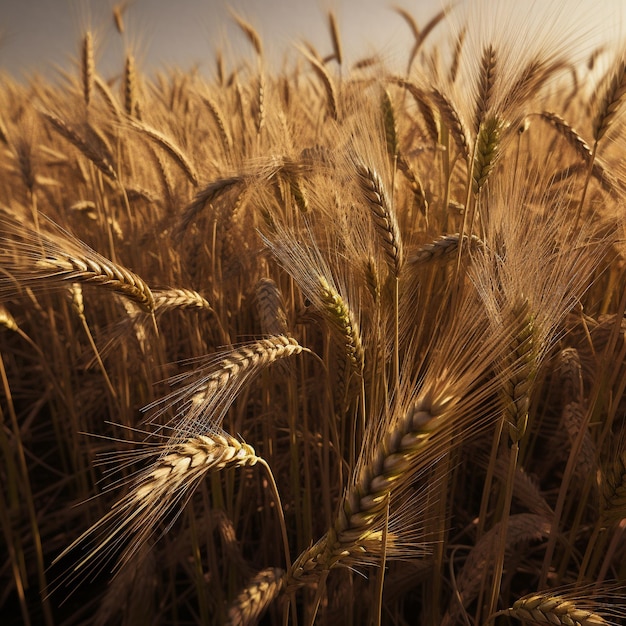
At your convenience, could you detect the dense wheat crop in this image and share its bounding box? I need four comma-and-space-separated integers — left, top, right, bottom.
1, 2, 626, 625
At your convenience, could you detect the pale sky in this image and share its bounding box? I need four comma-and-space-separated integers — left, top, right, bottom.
0, 0, 623, 81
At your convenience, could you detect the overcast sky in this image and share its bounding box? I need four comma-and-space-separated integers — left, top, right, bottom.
0, 0, 623, 81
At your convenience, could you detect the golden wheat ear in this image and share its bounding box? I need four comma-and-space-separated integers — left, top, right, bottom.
0, 215, 155, 312
49, 428, 260, 595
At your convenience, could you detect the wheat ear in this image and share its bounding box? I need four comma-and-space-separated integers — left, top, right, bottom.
81, 31, 94, 109
354, 161, 404, 277
593, 58, 626, 142
284, 385, 458, 591
503, 593, 608, 626
409, 233, 485, 264
53, 431, 259, 584
153, 288, 213, 313
128, 119, 198, 186
39, 109, 118, 181
150, 336, 308, 433
227, 568, 285, 626
1, 219, 154, 312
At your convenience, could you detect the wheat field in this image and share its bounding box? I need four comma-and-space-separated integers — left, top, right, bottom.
0, 3, 625, 625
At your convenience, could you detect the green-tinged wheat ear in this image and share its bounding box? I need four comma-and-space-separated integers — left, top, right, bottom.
284, 387, 456, 591
381, 89, 398, 160
354, 162, 404, 276
316, 275, 364, 374
226, 568, 284, 626
408, 233, 485, 264
593, 59, 626, 142
504, 593, 608, 626
255, 278, 289, 336
472, 115, 503, 194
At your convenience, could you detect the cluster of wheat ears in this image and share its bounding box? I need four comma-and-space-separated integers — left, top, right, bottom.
1, 3, 626, 625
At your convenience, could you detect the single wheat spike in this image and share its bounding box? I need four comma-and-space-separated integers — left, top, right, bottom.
430, 87, 471, 162
54, 431, 259, 583
559, 347, 583, 406
540, 112, 593, 163
153, 288, 213, 313
128, 119, 198, 186
230, 11, 263, 57
112, 2, 127, 34
593, 58, 626, 142
381, 89, 398, 160
81, 31, 94, 108
177, 176, 244, 237
202, 94, 232, 155
316, 275, 364, 374
354, 162, 404, 276
474, 44, 497, 132
157, 336, 308, 432
600, 448, 626, 525
505, 593, 607, 626
391, 78, 439, 144
124, 53, 138, 118
328, 11, 342, 66
301, 48, 338, 120
409, 233, 484, 264
39, 109, 118, 181
226, 568, 284, 626
562, 402, 596, 484
255, 278, 289, 336
449, 26, 466, 83
472, 115, 503, 194
502, 301, 537, 444
1, 219, 154, 312
0, 306, 18, 332
397, 154, 428, 216
133, 433, 259, 502
284, 385, 457, 591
